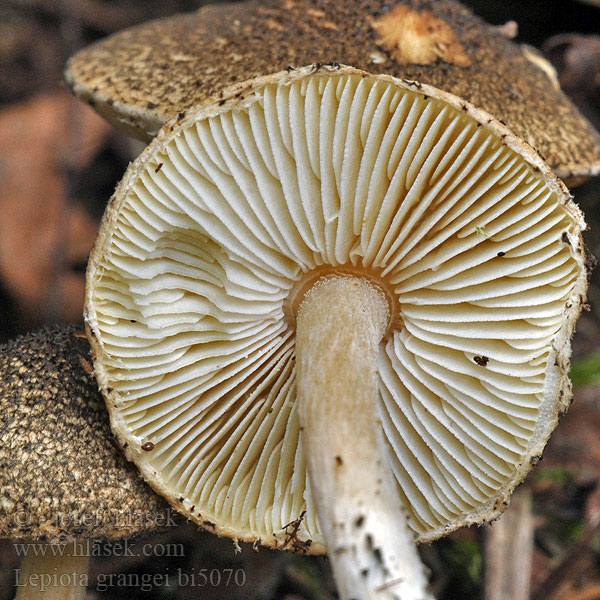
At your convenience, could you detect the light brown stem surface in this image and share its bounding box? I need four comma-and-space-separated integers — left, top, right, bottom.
15, 543, 89, 600
296, 275, 432, 600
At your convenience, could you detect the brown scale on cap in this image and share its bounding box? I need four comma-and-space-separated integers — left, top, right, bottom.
65, 0, 600, 182
0, 325, 170, 544
370, 4, 472, 67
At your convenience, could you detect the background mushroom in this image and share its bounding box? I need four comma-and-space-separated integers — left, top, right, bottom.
0, 325, 172, 599
64, 0, 600, 184
84, 66, 588, 599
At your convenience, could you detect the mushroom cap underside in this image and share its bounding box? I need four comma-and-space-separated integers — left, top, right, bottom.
0, 325, 171, 543
65, 0, 600, 182
85, 66, 588, 553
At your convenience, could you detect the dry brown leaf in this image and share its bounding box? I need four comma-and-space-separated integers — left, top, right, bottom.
0, 90, 110, 327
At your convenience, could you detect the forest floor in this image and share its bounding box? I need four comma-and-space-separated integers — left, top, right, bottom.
0, 1, 599, 599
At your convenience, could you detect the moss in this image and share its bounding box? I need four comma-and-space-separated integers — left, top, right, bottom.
437, 536, 484, 599
534, 467, 577, 487
569, 352, 600, 387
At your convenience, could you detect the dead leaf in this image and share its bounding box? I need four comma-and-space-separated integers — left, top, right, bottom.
0, 90, 110, 327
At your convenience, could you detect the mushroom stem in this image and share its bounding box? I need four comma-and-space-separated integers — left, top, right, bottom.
15, 543, 89, 600
296, 275, 432, 600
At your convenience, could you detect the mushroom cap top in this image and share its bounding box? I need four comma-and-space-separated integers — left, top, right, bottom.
85, 65, 588, 552
0, 325, 171, 544
64, 0, 600, 182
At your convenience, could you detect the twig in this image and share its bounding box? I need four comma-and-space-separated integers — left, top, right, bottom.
485, 487, 534, 600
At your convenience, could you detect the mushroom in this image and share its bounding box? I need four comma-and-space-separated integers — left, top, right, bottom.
64, 0, 600, 184
0, 325, 172, 599
83, 65, 588, 599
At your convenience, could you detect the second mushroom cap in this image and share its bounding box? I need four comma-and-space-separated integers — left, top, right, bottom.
64, 0, 600, 182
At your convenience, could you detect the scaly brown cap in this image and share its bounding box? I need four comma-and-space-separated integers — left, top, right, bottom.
64, 0, 600, 182
0, 325, 172, 543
